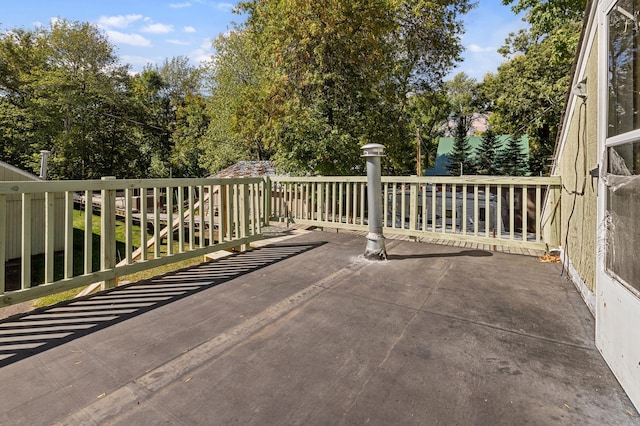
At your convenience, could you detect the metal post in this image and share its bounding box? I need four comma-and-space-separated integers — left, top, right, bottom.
361, 143, 387, 260
39, 150, 51, 179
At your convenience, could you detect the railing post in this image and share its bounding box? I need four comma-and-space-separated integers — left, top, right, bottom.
409, 181, 418, 231
361, 144, 387, 260
264, 177, 272, 226
543, 184, 562, 248
101, 177, 117, 290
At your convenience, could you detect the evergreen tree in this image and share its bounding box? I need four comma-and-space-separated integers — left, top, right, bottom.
475, 129, 501, 175
446, 119, 475, 175
499, 135, 529, 176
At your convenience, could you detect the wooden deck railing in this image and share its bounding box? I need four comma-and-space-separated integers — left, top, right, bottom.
269, 176, 562, 251
1, 174, 561, 307
0, 177, 268, 307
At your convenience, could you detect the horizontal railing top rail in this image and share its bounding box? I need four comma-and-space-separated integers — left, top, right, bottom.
271, 175, 561, 185
0, 177, 265, 194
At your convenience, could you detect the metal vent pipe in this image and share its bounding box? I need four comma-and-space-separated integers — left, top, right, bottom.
361, 143, 387, 260
39, 150, 51, 180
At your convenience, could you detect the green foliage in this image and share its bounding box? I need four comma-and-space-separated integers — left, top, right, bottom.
498, 135, 529, 176
407, 90, 450, 173
483, 0, 586, 175
225, 0, 474, 175
447, 121, 476, 176
475, 129, 501, 175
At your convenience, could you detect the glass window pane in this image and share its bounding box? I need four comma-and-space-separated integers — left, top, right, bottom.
608, 0, 640, 137
606, 141, 640, 293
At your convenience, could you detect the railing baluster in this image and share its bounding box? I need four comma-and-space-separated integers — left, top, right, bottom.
360, 182, 365, 226
188, 186, 195, 251
352, 183, 358, 225
64, 191, 73, 279
400, 183, 406, 229
210, 185, 218, 245
126, 188, 134, 263
339, 183, 344, 223
83, 190, 92, 275
473, 185, 479, 236
154, 187, 161, 259
44, 192, 55, 284
440, 184, 447, 234
21, 193, 31, 289
462, 184, 467, 235
535, 185, 541, 243
141, 188, 149, 259
431, 184, 436, 232
485, 184, 490, 237
522, 185, 528, 242
346, 183, 351, 224
233, 184, 240, 239
451, 184, 457, 233
497, 185, 503, 240
166, 186, 173, 256
199, 185, 206, 248
226, 184, 232, 241
509, 184, 515, 241
383, 181, 389, 228
391, 183, 397, 229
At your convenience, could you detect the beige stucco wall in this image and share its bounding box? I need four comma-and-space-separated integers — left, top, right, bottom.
555, 36, 599, 292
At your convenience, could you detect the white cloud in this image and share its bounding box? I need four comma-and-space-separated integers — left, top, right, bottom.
97, 14, 144, 29
170, 2, 192, 7
216, 3, 234, 12
166, 39, 191, 46
141, 23, 174, 34
467, 44, 495, 53
183, 26, 197, 33
188, 37, 214, 65
121, 54, 155, 69
106, 30, 152, 47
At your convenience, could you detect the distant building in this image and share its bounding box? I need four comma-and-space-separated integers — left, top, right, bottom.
210, 161, 279, 179
426, 135, 529, 176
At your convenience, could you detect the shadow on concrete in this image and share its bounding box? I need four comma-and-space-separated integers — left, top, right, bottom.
0, 242, 325, 368
387, 249, 494, 260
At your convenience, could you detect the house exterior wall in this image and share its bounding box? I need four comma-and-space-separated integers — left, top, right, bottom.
1, 162, 66, 261
554, 31, 599, 293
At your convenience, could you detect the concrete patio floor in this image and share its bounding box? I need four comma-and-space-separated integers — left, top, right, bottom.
0, 229, 638, 425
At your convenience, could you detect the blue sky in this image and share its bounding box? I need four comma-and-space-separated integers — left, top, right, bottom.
0, 0, 527, 81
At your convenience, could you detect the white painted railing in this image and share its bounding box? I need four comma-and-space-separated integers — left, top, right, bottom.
269, 176, 562, 250
0, 177, 268, 307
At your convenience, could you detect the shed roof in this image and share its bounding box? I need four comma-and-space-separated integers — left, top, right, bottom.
211, 161, 279, 179
0, 161, 41, 182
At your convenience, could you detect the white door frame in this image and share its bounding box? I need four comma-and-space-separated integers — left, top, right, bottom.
595, 0, 640, 411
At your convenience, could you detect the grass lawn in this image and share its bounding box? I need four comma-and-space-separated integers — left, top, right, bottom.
31, 210, 204, 308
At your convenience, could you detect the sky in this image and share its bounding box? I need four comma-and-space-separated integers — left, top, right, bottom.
0, 0, 527, 81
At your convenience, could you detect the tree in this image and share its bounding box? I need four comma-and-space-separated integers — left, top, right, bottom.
499, 135, 529, 176
445, 73, 481, 137
475, 129, 501, 175
480, 0, 586, 175
0, 20, 145, 179
446, 119, 475, 176
407, 90, 450, 173
229, 0, 474, 175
